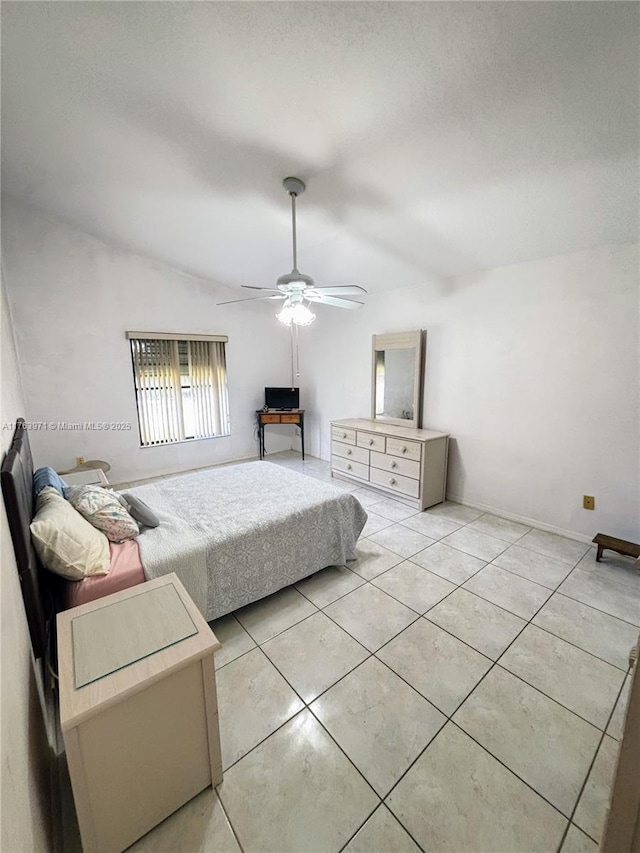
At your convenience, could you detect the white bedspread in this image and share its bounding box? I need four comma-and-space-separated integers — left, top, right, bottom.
129, 461, 367, 621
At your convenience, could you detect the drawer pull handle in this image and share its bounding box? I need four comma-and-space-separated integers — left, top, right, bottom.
401, 446, 407, 454
347, 464, 352, 470
346, 449, 352, 455
389, 478, 397, 486
368, 439, 374, 445
343, 433, 347, 439
390, 461, 397, 469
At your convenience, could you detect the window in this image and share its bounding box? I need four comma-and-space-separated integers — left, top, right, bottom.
127, 332, 230, 446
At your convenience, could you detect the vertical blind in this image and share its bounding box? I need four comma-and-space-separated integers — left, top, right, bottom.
128, 334, 230, 446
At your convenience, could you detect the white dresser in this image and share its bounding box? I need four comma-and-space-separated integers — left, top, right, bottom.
331, 418, 449, 511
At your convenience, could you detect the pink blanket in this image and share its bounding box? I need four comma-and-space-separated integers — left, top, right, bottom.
62, 539, 146, 610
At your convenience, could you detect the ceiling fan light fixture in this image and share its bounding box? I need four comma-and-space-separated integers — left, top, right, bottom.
275, 303, 294, 326
276, 299, 315, 327
291, 301, 315, 326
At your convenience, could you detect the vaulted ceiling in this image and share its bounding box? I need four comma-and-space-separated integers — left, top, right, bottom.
2, 2, 638, 294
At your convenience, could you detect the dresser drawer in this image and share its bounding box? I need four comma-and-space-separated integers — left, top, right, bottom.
386, 437, 422, 462
369, 466, 420, 498
332, 442, 369, 465
280, 413, 301, 424
332, 455, 369, 481
331, 426, 357, 445
261, 414, 281, 424
356, 432, 386, 453
370, 451, 420, 480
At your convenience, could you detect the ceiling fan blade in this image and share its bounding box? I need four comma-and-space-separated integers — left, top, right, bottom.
308, 295, 365, 309
311, 285, 367, 297
217, 295, 285, 305
241, 285, 282, 292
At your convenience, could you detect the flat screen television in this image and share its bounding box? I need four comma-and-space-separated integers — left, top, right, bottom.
265, 387, 299, 410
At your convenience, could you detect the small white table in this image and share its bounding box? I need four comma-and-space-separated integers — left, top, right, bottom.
57, 574, 222, 853
62, 468, 110, 487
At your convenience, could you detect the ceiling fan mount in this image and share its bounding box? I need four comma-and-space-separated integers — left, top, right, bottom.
282, 176, 306, 197
276, 270, 315, 289
217, 177, 367, 324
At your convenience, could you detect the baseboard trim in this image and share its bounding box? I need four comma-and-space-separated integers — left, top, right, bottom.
114, 451, 262, 489
445, 493, 594, 546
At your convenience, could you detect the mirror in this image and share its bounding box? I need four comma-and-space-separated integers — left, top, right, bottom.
371, 330, 424, 429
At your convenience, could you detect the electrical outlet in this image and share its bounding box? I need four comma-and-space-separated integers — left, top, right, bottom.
76, 456, 85, 466
583, 495, 595, 510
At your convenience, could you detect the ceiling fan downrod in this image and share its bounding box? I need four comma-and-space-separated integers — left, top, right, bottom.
283, 177, 305, 276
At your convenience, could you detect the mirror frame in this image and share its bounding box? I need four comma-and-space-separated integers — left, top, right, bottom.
371, 329, 424, 429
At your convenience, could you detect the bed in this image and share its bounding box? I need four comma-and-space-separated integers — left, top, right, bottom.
1, 419, 367, 658
129, 462, 367, 621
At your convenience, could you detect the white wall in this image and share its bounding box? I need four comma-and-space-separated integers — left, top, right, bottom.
1, 271, 53, 852
1, 197, 294, 484
301, 243, 639, 541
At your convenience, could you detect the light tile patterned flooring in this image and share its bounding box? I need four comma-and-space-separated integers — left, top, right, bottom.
121, 453, 639, 853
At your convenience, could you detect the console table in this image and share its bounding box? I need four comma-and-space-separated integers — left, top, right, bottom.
57, 574, 222, 853
257, 409, 305, 460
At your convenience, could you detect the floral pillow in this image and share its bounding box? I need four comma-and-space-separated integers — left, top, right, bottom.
65, 485, 139, 543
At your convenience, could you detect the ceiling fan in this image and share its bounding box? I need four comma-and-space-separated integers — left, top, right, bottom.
217, 177, 367, 326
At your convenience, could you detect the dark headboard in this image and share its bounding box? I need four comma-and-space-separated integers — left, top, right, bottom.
1, 419, 49, 659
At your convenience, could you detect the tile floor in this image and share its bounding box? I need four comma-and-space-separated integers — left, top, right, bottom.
115, 453, 639, 852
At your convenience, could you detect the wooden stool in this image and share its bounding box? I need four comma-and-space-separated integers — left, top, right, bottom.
592, 532, 640, 563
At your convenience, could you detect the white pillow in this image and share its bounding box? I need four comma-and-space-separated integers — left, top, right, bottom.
30, 487, 110, 580
65, 485, 139, 543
